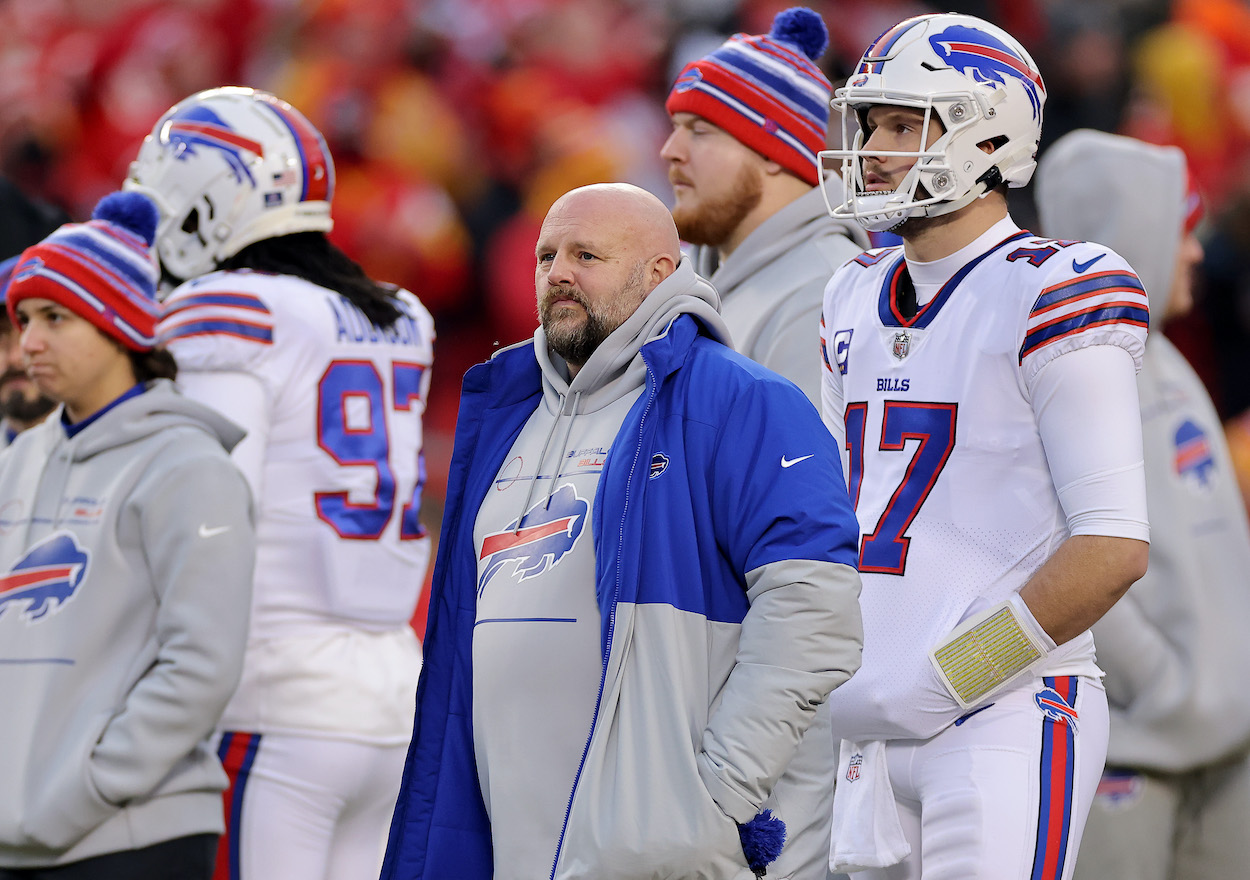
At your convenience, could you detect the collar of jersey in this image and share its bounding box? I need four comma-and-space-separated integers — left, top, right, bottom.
877, 230, 1033, 328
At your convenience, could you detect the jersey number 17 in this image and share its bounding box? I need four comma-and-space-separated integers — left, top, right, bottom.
844, 400, 957, 574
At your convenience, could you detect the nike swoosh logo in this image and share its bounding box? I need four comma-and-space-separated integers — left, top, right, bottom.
781, 454, 814, 468
1072, 254, 1105, 274
198, 524, 231, 539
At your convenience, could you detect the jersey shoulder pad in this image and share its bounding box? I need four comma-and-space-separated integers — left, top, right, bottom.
158, 271, 277, 371
1018, 240, 1149, 374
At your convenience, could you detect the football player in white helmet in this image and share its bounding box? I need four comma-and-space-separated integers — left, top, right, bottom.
817, 14, 1152, 880
819, 13, 1044, 234
127, 86, 334, 287
128, 87, 436, 880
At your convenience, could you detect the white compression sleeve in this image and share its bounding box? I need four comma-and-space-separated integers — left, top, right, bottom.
1029, 344, 1149, 541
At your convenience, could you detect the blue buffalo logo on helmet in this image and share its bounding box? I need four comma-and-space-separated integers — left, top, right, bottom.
0, 532, 90, 623
1174, 419, 1216, 490
477, 484, 589, 597
930, 25, 1045, 120
1034, 685, 1079, 734
164, 105, 266, 187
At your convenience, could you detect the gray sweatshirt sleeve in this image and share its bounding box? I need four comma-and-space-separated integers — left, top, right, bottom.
693, 378, 864, 823
88, 453, 255, 806
698, 557, 862, 822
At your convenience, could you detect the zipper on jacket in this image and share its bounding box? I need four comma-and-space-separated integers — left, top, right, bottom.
548, 363, 658, 879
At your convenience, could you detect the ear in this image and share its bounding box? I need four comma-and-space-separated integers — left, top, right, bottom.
648, 253, 678, 287
761, 157, 788, 177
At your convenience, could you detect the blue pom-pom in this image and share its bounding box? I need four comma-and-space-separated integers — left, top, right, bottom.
770, 7, 828, 61
738, 809, 787, 876
92, 191, 160, 247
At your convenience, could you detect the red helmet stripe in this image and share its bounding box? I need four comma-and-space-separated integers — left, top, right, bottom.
168, 121, 265, 156
256, 96, 334, 203
942, 41, 1045, 92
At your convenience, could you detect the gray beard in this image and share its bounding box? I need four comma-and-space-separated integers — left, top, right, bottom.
544, 305, 614, 368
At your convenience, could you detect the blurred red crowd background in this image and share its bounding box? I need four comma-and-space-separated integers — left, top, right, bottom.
6, 0, 1250, 629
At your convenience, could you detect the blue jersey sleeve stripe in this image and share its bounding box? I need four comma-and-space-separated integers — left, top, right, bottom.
160, 319, 275, 344
1032, 272, 1144, 313
163, 293, 271, 315
1019, 305, 1149, 361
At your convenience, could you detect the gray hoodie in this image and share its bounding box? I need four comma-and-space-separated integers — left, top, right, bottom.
1037, 130, 1250, 771
0, 380, 255, 866
693, 186, 868, 404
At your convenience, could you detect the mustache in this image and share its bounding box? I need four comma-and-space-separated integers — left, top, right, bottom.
541, 286, 589, 312
668, 170, 694, 188
0, 367, 28, 385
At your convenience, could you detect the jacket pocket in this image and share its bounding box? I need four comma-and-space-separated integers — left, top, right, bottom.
21, 712, 117, 851
554, 624, 750, 880
558, 745, 748, 880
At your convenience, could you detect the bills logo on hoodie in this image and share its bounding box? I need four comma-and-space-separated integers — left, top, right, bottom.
0, 532, 90, 623
478, 484, 588, 597
1174, 419, 1216, 490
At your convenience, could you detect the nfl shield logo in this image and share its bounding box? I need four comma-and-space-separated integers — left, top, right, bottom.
892, 331, 911, 360
845, 753, 863, 782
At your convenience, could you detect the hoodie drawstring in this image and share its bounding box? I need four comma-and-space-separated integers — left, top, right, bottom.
545, 392, 581, 510
513, 390, 583, 532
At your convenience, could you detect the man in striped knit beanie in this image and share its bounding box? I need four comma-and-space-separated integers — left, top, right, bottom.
664, 11, 864, 880
662, 6, 867, 406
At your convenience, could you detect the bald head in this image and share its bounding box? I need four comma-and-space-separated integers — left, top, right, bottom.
545, 183, 682, 270
535, 183, 682, 375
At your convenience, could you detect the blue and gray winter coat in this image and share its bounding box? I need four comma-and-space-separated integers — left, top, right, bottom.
383, 265, 863, 880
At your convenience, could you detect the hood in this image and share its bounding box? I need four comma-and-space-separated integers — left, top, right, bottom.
69, 378, 246, 461
1035, 129, 1186, 319
695, 186, 870, 286
534, 257, 728, 414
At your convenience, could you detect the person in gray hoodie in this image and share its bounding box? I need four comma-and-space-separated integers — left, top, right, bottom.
662, 7, 868, 407
0, 191, 254, 879
382, 183, 863, 880
1037, 130, 1250, 880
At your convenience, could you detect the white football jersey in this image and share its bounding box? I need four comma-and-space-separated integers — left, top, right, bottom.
820, 221, 1148, 741
159, 270, 435, 635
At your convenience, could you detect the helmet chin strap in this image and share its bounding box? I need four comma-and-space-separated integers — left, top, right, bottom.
860, 162, 1005, 232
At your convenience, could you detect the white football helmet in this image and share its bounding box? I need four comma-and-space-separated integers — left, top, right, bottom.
818, 13, 1046, 232
126, 86, 335, 282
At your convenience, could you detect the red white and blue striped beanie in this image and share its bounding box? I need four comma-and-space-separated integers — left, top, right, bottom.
666, 7, 832, 186
7, 191, 162, 351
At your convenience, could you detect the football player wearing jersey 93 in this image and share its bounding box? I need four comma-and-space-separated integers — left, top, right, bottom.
381, 183, 864, 880
0, 191, 255, 879
127, 87, 436, 880
817, 13, 1149, 880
